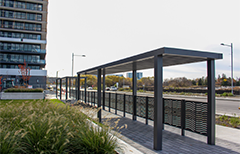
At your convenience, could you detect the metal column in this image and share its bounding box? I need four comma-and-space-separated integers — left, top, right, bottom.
132, 64, 137, 121
77, 74, 80, 100
69, 77, 71, 98
97, 69, 102, 123
207, 59, 215, 145
56, 78, 58, 98
103, 69, 105, 110
60, 79, 62, 100
66, 77, 68, 100
85, 77, 87, 103
154, 55, 163, 150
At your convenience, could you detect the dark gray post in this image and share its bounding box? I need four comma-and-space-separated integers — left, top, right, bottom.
60, 79, 62, 100
56, 79, 58, 98
123, 94, 126, 117
109, 92, 111, 112
103, 69, 105, 110
85, 78, 87, 103
66, 77, 68, 100
146, 96, 149, 125
69, 77, 71, 98
77, 75, 80, 100
115, 93, 117, 114
154, 55, 163, 150
97, 69, 102, 123
132, 67, 137, 121
181, 99, 186, 136
207, 59, 215, 145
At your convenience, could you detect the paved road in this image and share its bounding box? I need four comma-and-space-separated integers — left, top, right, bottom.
48, 89, 240, 116
117, 91, 240, 117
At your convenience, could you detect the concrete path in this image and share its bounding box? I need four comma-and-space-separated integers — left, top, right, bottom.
73, 102, 240, 154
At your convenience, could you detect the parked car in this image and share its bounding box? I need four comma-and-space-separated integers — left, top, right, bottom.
106, 87, 110, 91
88, 87, 93, 90
110, 86, 117, 91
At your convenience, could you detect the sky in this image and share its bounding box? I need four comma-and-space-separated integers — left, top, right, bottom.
46, 0, 240, 80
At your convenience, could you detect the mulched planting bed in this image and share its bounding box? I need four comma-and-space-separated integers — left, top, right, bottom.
216, 115, 240, 129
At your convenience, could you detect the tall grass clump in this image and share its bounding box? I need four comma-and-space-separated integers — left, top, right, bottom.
0, 99, 121, 154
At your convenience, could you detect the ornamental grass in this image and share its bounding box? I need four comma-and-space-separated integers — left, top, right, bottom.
0, 99, 122, 154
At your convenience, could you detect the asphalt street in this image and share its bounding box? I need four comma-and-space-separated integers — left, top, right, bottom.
47, 90, 240, 117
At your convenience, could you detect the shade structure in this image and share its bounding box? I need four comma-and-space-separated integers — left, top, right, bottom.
76, 46, 223, 150
77, 47, 222, 75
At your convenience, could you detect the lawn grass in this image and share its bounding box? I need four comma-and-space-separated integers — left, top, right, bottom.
0, 99, 121, 154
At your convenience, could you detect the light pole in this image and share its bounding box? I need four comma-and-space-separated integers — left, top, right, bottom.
56, 69, 64, 78
72, 53, 86, 77
220, 43, 233, 95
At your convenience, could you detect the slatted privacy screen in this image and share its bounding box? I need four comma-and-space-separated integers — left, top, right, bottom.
136, 96, 146, 118
110, 93, 115, 109
185, 101, 207, 135
148, 97, 154, 120
164, 99, 181, 128
125, 95, 133, 114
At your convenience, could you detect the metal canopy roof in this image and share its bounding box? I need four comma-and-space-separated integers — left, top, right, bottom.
77, 47, 223, 75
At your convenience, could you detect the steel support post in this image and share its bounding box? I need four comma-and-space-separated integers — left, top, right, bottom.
77, 75, 80, 100
207, 59, 215, 145
69, 78, 71, 98
154, 55, 163, 150
65, 78, 68, 100
146, 96, 149, 125
85, 78, 87, 103
56, 79, 58, 98
124, 94, 126, 117
115, 93, 117, 114
181, 99, 186, 136
97, 69, 102, 123
132, 66, 137, 121
60, 79, 62, 100
103, 69, 105, 110
109, 93, 111, 112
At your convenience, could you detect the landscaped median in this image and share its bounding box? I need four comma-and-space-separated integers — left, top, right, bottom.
0, 88, 44, 100
0, 99, 123, 154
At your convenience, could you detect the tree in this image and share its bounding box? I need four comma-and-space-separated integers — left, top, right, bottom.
18, 60, 31, 86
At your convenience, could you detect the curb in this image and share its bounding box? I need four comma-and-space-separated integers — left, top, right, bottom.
163, 94, 240, 102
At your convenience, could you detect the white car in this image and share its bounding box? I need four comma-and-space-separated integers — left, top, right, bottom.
87, 87, 93, 90
110, 86, 117, 91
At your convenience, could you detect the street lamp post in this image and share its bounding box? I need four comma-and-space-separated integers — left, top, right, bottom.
72, 53, 86, 77
220, 43, 234, 95
56, 69, 64, 78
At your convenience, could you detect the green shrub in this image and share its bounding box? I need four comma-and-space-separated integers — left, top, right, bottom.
230, 117, 240, 128
137, 89, 146, 93
221, 92, 234, 97
4, 88, 43, 93
118, 88, 124, 91
219, 115, 228, 122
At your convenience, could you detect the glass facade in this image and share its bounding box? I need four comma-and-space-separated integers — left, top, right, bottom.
0, 42, 40, 52
0, 64, 40, 69
0, 20, 42, 31
0, 9, 42, 21
0, 0, 43, 11
0, 53, 41, 63
0, 31, 41, 40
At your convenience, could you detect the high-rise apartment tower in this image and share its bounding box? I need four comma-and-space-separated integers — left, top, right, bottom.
0, 0, 48, 90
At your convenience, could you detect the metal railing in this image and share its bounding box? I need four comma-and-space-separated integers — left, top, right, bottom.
59, 89, 208, 136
